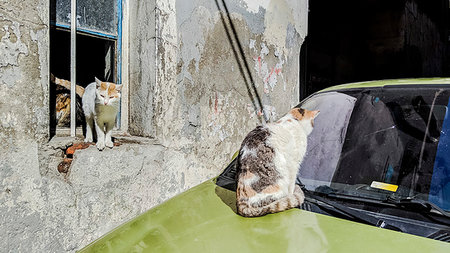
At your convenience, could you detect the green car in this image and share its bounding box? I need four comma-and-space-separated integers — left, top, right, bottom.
81, 79, 450, 252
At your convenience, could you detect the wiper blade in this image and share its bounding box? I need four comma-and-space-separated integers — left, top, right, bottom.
386, 197, 450, 219
303, 188, 402, 232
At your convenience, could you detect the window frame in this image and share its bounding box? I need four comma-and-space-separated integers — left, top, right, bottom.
51, 0, 125, 136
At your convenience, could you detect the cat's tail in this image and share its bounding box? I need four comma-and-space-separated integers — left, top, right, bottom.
51, 73, 85, 97
237, 187, 305, 217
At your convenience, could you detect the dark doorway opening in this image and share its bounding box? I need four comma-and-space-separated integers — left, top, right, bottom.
301, 0, 450, 100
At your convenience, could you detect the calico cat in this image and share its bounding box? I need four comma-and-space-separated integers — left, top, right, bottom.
236, 108, 319, 217
54, 92, 83, 127
51, 74, 84, 127
83, 77, 122, 150
51, 73, 85, 97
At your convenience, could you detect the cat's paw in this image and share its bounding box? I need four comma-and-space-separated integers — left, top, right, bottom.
105, 139, 114, 148
84, 137, 93, 143
96, 141, 105, 151
294, 185, 305, 203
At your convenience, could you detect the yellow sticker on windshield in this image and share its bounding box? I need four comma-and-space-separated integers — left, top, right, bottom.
370, 181, 398, 192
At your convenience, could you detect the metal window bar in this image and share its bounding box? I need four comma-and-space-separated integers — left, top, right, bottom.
62, 0, 122, 135
70, 0, 76, 136
116, 0, 123, 127
58, 0, 123, 137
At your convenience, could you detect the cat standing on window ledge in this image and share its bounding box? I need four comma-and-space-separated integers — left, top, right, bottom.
236, 108, 319, 217
83, 77, 122, 151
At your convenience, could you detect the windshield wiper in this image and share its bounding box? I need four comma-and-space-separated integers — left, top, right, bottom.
386, 196, 450, 221
302, 187, 402, 231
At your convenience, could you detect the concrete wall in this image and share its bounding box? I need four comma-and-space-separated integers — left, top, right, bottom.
127, 0, 157, 136
0, 0, 51, 251
0, 0, 49, 144
0, 0, 308, 251
129, 0, 308, 169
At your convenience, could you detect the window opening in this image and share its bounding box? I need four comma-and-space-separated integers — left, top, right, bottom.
49, 0, 122, 137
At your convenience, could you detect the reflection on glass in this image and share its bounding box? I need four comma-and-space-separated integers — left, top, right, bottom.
54, 0, 118, 35
297, 87, 450, 211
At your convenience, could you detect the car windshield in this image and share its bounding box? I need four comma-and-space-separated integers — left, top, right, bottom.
296, 86, 450, 212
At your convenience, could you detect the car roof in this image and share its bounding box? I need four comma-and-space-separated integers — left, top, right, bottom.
320, 78, 450, 92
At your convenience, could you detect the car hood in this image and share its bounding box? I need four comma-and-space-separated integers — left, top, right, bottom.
80, 180, 450, 252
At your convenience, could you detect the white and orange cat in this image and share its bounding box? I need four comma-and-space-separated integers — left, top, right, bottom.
52, 75, 122, 150
236, 108, 319, 217
83, 77, 122, 150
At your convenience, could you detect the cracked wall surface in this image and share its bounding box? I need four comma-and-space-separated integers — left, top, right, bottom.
1, 137, 213, 252
129, 0, 309, 174
0, 0, 49, 144
128, 0, 157, 137
1, 0, 308, 251
0, 1, 51, 251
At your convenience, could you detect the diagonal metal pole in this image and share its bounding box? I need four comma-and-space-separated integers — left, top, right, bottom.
70, 0, 77, 136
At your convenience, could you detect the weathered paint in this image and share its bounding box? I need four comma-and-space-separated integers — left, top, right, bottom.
242, 0, 270, 14
0, 0, 49, 143
127, 0, 157, 137
1, 0, 309, 252
128, 0, 308, 178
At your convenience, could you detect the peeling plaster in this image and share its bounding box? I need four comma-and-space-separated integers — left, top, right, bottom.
154, 0, 185, 146
263, 0, 307, 55
179, 6, 215, 72
251, 41, 286, 93
241, 0, 270, 14
0, 0, 308, 251
207, 92, 233, 142
0, 22, 28, 87
0, 0, 49, 143
128, 0, 157, 137
247, 103, 277, 122
0, 22, 28, 67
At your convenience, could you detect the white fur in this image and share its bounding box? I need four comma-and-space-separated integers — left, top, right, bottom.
267, 113, 314, 195
247, 189, 286, 206
82, 80, 121, 150
241, 146, 257, 159
242, 173, 259, 185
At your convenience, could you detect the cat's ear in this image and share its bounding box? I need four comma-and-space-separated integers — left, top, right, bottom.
312, 110, 320, 118
115, 84, 122, 92
95, 77, 101, 88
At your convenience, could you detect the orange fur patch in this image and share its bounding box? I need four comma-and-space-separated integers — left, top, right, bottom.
107, 83, 120, 97
241, 172, 255, 180
261, 184, 280, 194
238, 172, 258, 199
290, 108, 305, 120
108, 83, 116, 93
241, 185, 257, 198
304, 110, 319, 119
100, 82, 107, 90
290, 108, 319, 121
